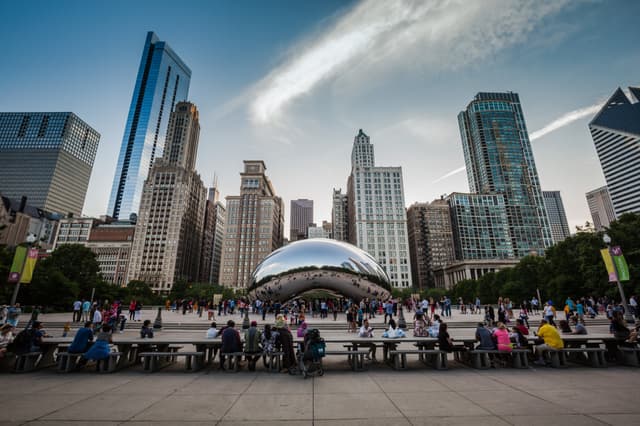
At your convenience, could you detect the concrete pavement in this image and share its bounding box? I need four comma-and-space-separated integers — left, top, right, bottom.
1, 365, 639, 425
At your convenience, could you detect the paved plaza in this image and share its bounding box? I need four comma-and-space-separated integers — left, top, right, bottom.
2, 364, 640, 425
4, 309, 639, 425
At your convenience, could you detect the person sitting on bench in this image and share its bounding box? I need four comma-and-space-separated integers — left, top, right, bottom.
533, 319, 563, 366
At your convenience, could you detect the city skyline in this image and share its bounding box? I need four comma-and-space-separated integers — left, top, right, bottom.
1, 1, 640, 236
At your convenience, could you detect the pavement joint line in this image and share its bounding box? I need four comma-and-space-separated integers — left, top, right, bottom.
24, 382, 110, 425
123, 372, 202, 423
368, 369, 414, 425
215, 371, 260, 425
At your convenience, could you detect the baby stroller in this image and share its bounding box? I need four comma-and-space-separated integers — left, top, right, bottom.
297, 328, 325, 378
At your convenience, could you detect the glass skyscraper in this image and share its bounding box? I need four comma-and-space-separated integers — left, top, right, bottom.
0, 112, 100, 216
589, 87, 640, 217
108, 31, 191, 220
542, 191, 570, 244
458, 92, 552, 257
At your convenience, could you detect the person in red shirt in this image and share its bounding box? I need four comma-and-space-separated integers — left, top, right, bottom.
515, 319, 529, 335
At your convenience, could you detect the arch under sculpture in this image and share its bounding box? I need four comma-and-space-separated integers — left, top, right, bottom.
247, 239, 392, 302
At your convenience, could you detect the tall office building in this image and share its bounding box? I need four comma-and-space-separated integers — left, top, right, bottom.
346, 129, 412, 288
586, 186, 616, 231
200, 181, 226, 284
0, 112, 100, 216
543, 191, 570, 244
332, 188, 349, 241
127, 102, 205, 292
290, 199, 313, 241
219, 161, 284, 288
406, 200, 455, 289
108, 31, 191, 220
458, 92, 552, 257
589, 87, 640, 216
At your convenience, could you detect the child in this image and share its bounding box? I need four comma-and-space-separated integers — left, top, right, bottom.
62, 322, 71, 337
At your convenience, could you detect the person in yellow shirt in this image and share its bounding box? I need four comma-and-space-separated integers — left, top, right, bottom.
534, 319, 564, 366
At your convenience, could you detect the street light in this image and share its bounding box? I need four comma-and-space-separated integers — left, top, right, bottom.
603, 233, 635, 324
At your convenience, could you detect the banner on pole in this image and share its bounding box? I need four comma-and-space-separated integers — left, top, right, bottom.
600, 249, 617, 282
611, 246, 630, 281
8, 246, 28, 283
19, 248, 39, 284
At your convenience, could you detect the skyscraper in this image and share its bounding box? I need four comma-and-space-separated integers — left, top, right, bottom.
543, 191, 570, 244
127, 102, 205, 292
346, 129, 412, 288
0, 112, 100, 216
199, 180, 226, 284
586, 185, 616, 231
331, 188, 349, 241
108, 31, 191, 220
589, 87, 640, 217
219, 161, 284, 288
290, 199, 313, 241
406, 200, 455, 289
458, 92, 552, 256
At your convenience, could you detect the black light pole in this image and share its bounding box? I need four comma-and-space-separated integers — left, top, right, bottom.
603, 233, 634, 324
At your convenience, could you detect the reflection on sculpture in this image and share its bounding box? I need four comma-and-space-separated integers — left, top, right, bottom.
247, 239, 392, 302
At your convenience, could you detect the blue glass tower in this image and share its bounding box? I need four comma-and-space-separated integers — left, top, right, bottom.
108, 31, 191, 220
458, 92, 552, 257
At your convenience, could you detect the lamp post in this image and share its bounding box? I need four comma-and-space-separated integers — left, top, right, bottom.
10, 233, 37, 306
603, 233, 634, 324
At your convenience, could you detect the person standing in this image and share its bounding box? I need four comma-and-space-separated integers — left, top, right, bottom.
72, 299, 82, 323
128, 300, 136, 321
82, 300, 91, 322
134, 301, 142, 322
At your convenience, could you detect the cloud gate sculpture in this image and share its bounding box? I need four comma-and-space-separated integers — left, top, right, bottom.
247, 239, 392, 302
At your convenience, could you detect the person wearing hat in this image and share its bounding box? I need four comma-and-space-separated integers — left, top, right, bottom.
244, 321, 262, 371
274, 316, 295, 373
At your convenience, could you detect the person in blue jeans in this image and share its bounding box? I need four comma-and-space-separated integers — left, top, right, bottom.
444, 297, 452, 318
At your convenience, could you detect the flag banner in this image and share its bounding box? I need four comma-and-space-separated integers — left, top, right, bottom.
600, 248, 617, 282
611, 246, 630, 281
8, 246, 27, 283
19, 248, 39, 284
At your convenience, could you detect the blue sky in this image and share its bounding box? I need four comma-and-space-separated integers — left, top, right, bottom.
1, 0, 639, 235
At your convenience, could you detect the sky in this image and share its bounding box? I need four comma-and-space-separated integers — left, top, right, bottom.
1, 0, 639, 237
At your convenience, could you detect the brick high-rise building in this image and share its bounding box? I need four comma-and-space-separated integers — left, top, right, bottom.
199, 180, 226, 284
406, 200, 455, 289
127, 102, 206, 292
219, 161, 284, 288
290, 199, 313, 241
586, 185, 616, 232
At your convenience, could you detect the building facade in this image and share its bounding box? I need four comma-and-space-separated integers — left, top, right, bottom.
219, 161, 284, 288
346, 129, 412, 288
308, 224, 331, 239
53, 217, 101, 248
199, 183, 226, 284
406, 200, 455, 289
331, 188, 349, 241
0, 112, 100, 216
108, 31, 191, 220
434, 259, 520, 289
543, 191, 570, 244
86, 223, 135, 286
589, 87, 640, 217
290, 199, 313, 241
127, 102, 205, 292
447, 193, 513, 261
0, 195, 60, 249
586, 185, 616, 231
458, 92, 552, 257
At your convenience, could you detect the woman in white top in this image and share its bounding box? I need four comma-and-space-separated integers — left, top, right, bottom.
206, 322, 218, 338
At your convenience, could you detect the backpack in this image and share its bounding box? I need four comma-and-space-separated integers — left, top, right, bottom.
8, 327, 34, 355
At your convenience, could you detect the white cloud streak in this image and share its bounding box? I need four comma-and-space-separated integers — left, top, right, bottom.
432, 165, 467, 183
529, 103, 603, 141
250, 0, 569, 124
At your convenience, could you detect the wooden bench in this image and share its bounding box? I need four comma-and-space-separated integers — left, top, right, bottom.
139, 351, 204, 372
324, 350, 369, 371
264, 351, 284, 372
220, 352, 243, 372
545, 347, 607, 368
14, 352, 42, 373
96, 352, 123, 373
56, 352, 85, 373
618, 346, 640, 366
469, 349, 530, 369
388, 350, 448, 370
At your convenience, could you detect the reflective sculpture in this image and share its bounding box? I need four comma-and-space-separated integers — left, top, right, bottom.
247, 239, 392, 302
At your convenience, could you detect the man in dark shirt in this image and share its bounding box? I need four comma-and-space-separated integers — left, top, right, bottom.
220, 320, 242, 370
475, 323, 496, 350
68, 322, 94, 353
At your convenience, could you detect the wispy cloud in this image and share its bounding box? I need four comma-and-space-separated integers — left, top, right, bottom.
432, 100, 604, 183
249, 0, 570, 124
